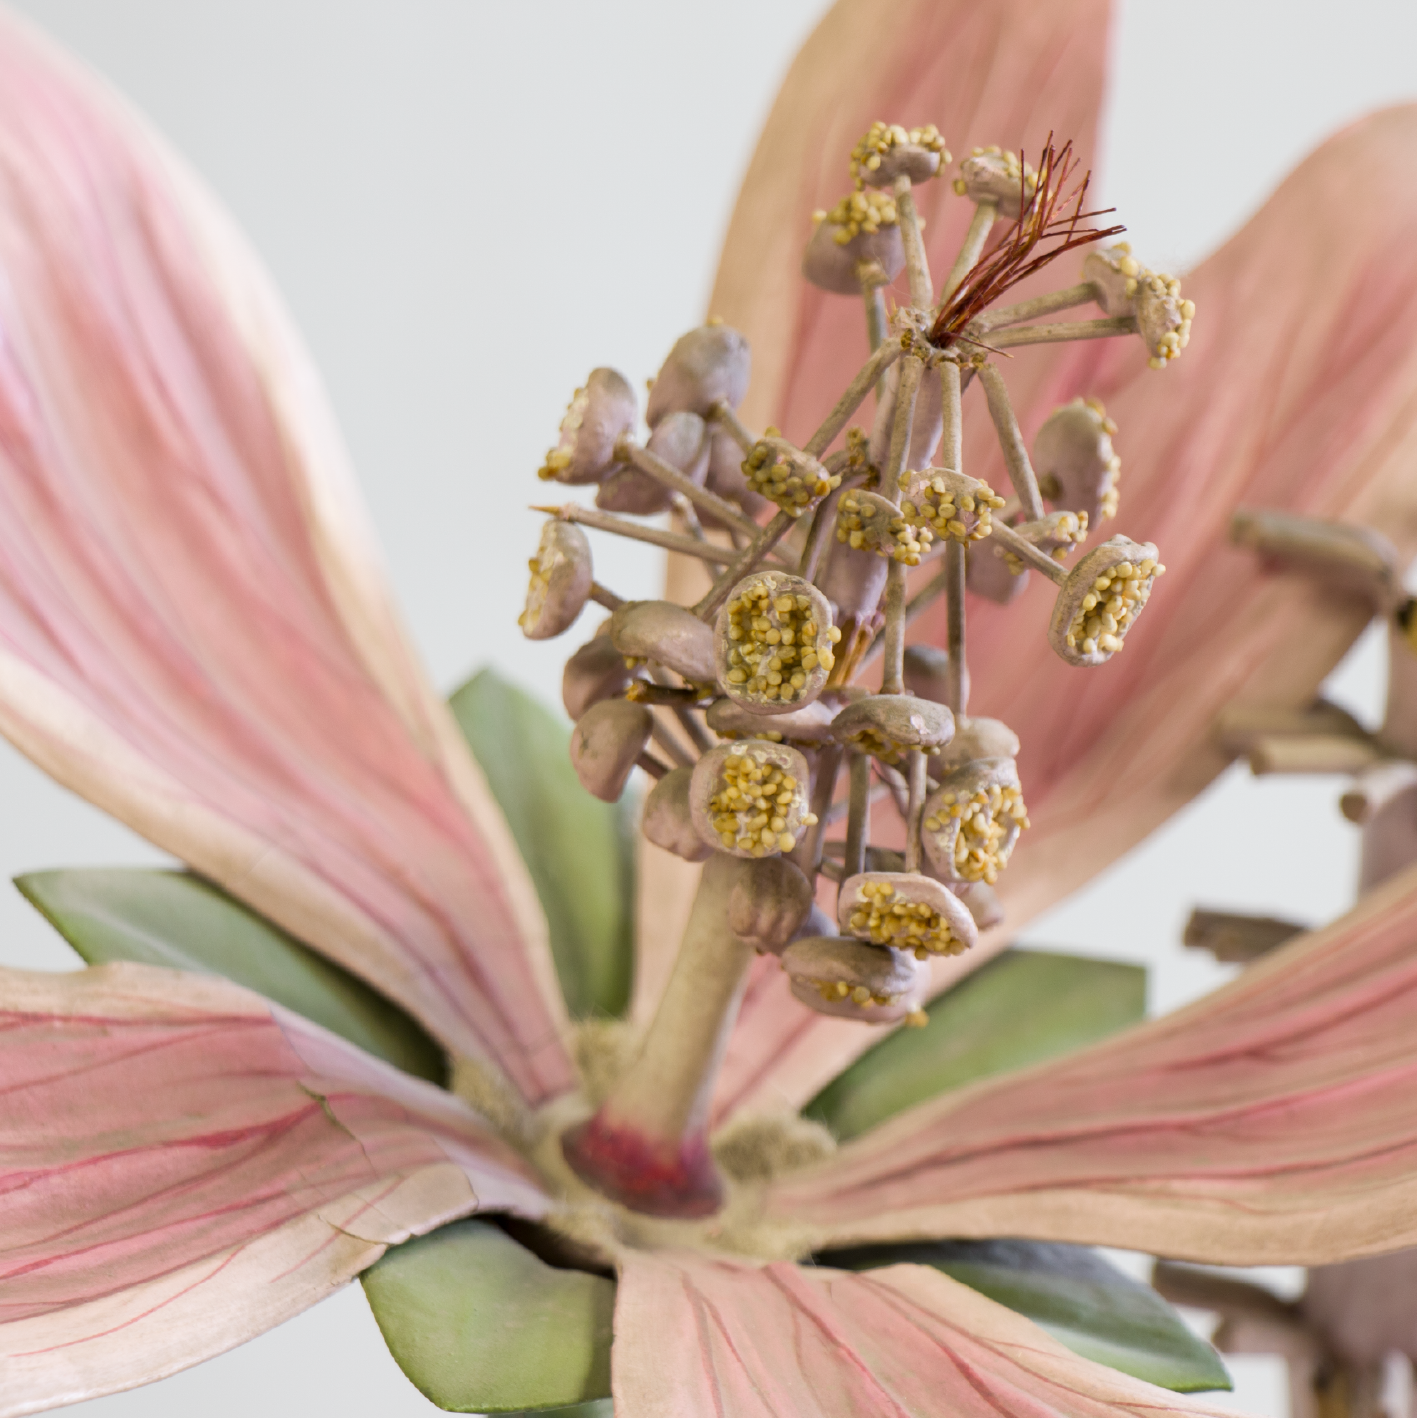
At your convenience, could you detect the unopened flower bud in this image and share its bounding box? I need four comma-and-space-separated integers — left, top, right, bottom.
538, 367, 638, 484
835, 489, 931, 565
717, 572, 838, 713
646, 324, 750, 426
563, 629, 641, 720
850, 121, 949, 189
938, 715, 1020, 768
1033, 397, 1121, 524
838, 871, 977, 958
596, 411, 710, 516
897, 468, 1004, 544
780, 935, 926, 1023
706, 696, 837, 744
922, 759, 1028, 886
570, 700, 653, 803
802, 192, 905, 294
1050, 536, 1164, 666
610, 600, 717, 686
831, 694, 954, 766
689, 741, 815, 858
728, 856, 814, 953
903, 644, 969, 709
953, 146, 1036, 218
642, 766, 712, 863
519, 520, 593, 640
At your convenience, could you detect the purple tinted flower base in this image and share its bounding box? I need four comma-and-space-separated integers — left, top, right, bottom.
561, 1112, 724, 1218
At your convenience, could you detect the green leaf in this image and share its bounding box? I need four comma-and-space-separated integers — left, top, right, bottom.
819, 1239, 1231, 1393
450, 667, 634, 1019
362, 1218, 615, 1413
15, 867, 444, 1083
804, 948, 1145, 1140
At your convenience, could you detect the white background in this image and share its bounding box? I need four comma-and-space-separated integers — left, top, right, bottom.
4, 2, 1417, 1414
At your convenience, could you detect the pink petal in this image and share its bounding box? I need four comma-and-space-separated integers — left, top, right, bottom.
612, 1248, 1231, 1418
765, 862, 1417, 1266
0, 16, 572, 1101
0, 961, 548, 1412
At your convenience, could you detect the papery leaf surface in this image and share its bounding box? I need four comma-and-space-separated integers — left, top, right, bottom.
802, 950, 1144, 1140
611, 1248, 1232, 1418
0, 961, 548, 1415
765, 862, 1417, 1266
0, 12, 572, 1102
819, 1239, 1230, 1393
450, 670, 634, 1020
16, 866, 445, 1081
362, 1218, 613, 1413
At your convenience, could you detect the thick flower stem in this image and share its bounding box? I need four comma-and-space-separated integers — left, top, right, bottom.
894, 174, 933, 312
535, 502, 748, 566
706, 399, 757, 454
881, 558, 908, 695
903, 749, 928, 874
939, 199, 997, 306
978, 363, 1045, 521
862, 278, 889, 354
939, 360, 962, 472
561, 854, 752, 1217
990, 521, 1069, 584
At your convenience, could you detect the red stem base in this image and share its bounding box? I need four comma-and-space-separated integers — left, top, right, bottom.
561, 1110, 724, 1219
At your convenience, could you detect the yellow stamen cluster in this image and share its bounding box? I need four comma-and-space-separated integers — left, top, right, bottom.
519, 553, 552, 631
838, 726, 942, 768
812, 189, 899, 244
706, 748, 816, 856
954, 145, 1036, 199
835, 493, 931, 565
742, 434, 841, 514
813, 979, 904, 1008
536, 384, 587, 481
925, 785, 1030, 885
899, 477, 1005, 544
723, 579, 839, 704
1066, 556, 1164, 656
850, 122, 949, 187
1087, 398, 1122, 519
1090, 245, 1195, 369
847, 879, 966, 958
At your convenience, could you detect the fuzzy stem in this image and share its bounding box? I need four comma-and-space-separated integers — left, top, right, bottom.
844, 751, 872, 880
535, 503, 748, 566
939, 360, 962, 473
671, 494, 707, 541
885, 355, 923, 488
618, 439, 760, 539
589, 581, 624, 611
990, 521, 1068, 583
973, 281, 1099, 333
881, 558, 908, 695
903, 750, 928, 874
978, 363, 1045, 521
987, 315, 1136, 348
863, 280, 889, 354
562, 855, 752, 1217
945, 540, 968, 714
939, 200, 997, 307
707, 399, 757, 454
894, 174, 933, 311
804, 340, 902, 458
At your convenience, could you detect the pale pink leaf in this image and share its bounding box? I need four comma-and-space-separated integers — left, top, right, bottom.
764, 862, 1417, 1267
0, 961, 548, 1415
0, 14, 572, 1101
612, 1248, 1232, 1418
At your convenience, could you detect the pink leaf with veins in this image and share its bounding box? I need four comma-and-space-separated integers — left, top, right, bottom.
612, 1248, 1233, 1418
0, 961, 548, 1414
0, 14, 572, 1102
764, 861, 1417, 1266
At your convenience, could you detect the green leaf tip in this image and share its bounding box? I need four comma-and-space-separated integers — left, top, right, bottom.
804, 948, 1146, 1141
362, 1218, 615, 1413
450, 666, 635, 1019
820, 1238, 1231, 1394
14, 866, 445, 1083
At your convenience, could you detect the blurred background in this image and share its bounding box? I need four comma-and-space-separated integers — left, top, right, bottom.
4, 1, 1417, 1413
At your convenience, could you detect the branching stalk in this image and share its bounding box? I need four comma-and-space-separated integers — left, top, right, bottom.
535, 503, 749, 566
903, 750, 928, 873
590, 581, 624, 611
979, 362, 1045, 521
973, 281, 1100, 333
894, 173, 933, 311
707, 399, 757, 454
881, 558, 908, 695
844, 751, 872, 881
988, 315, 1136, 349
990, 521, 1068, 582
945, 540, 967, 714
619, 439, 760, 539
939, 200, 997, 307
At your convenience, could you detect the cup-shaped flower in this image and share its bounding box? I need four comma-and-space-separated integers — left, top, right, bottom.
835, 489, 932, 564
727, 855, 815, 952
645, 323, 750, 426
831, 694, 954, 765
569, 700, 651, 803
898, 468, 1005, 544
609, 599, 717, 685
706, 695, 837, 744
716, 571, 838, 712
562, 630, 641, 718
922, 758, 1029, 886
741, 434, 841, 514
780, 934, 927, 1022
689, 741, 815, 858
1034, 396, 1122, 524
850, 121, 949, 188
953, 145, 1036, 217
1083, 243, 1194, 369
642, 766, 713, 863
518, 520, 593, 640
1049, 537, 1164, 666
802, 191, 906, 293
596, 410, 710, 515
838, 870, 978, 958
537, 366, 638, 484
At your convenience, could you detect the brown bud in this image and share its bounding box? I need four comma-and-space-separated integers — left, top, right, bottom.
646, 324, 750, 426
538, 367, 638, 485
831, 694, 954, 765
780, 935, 926, 1023
570, 700, 652, 803
519, 520, 593, 640
1049, 537, 1163, 666
689, 741, 814, 859
728, 856, 814, 953
610, 600, 717, 685
716, 571, 837, 714
801, 216, 905, 295
642, 766, 712, 863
